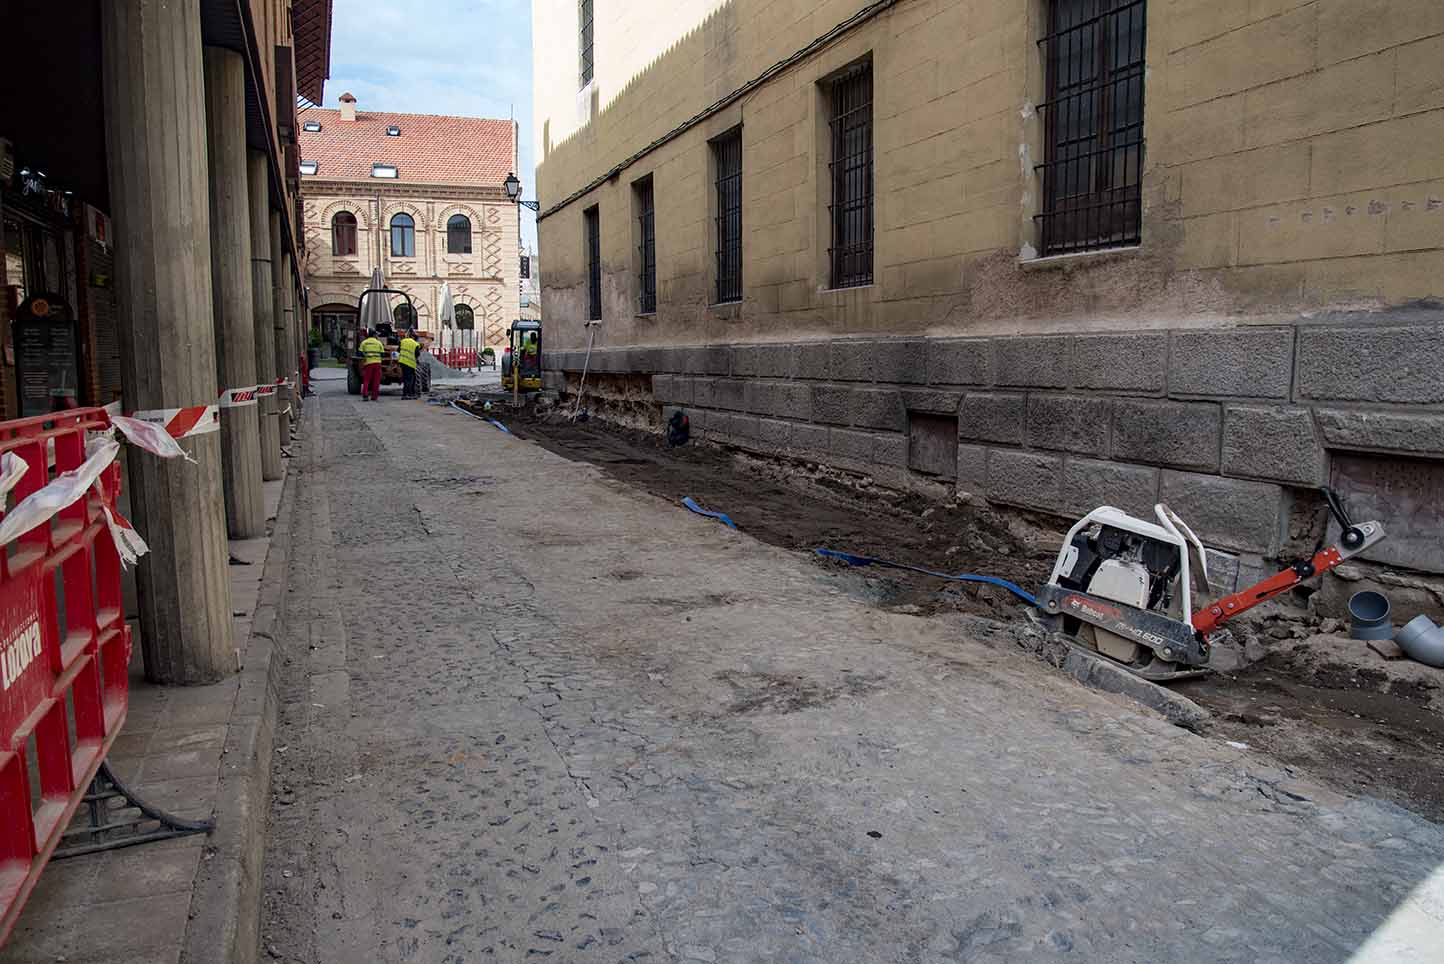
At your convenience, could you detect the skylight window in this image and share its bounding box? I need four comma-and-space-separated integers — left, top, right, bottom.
371, 163, 399, 179
386, 125, 401, 136
302, 120, 322, 132
299, 160, 318, 175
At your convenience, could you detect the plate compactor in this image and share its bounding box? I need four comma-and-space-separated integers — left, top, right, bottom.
1033, 488, 1386, 681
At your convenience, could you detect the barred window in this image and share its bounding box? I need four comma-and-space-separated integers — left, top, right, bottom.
584, 206, 601, 320
712, 128, 742, 304
827, 61, 873, 289
1035, 0, 1146, 256
579, 0, 594, 88
634, 177, 656, 314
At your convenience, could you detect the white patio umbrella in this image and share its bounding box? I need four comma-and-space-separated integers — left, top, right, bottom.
438, 282, 455, 328
359, 267, 389, 333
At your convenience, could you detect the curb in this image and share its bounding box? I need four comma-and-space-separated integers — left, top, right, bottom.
180, 440, 301, 964
1011, 624, 1211, 731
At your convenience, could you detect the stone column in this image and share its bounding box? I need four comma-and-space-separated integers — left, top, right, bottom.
270, 212, 293, 443
247, 151, 283, 480
100, 0, 234, 684
203, 47, 265, 537
282, 252, 298, 422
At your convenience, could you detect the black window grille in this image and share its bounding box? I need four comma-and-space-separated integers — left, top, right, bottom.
827, 62, 874, 289
635, 178, 656, 314
331, 211, 357, 257
584, 206, 601, 320
1035, 0, 1146, 256
712, 129, 743, 304
454, 304, 475, 330
579, 0, 594, 87
446, 214, 471, 254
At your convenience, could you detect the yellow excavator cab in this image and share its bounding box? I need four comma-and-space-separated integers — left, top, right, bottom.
500, 320, 543, 392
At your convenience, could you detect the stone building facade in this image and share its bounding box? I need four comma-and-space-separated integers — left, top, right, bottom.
533, 0, 1444, 580
299, 98, 521, 347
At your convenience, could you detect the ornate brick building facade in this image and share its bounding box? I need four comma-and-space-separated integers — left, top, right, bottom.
299, 96, 520, 347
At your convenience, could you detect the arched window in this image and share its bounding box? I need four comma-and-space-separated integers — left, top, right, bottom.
454, 304, 475, 330
390, 213, 415, 257
446, 214, 472, 254
393, 302, 416, 327
331, 212, 357, 257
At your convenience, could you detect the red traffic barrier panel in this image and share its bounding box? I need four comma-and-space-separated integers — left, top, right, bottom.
0, 408, 130, 946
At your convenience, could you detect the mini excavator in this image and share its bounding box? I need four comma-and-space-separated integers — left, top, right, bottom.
1034, 487, 1386, 681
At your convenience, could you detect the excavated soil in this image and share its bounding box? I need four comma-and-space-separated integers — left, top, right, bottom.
491, 409, 1444, 822
1178, 647, 1444, 820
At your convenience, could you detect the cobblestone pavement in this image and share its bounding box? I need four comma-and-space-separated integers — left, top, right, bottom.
261, 382, 1444, 964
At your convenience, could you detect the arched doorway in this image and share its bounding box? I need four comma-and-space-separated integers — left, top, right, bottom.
313, 301, 357, 357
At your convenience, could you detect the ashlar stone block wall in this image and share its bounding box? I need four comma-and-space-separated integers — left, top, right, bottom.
545, 306, 1444, 566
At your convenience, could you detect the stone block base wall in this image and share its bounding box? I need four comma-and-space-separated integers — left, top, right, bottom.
543, 305, 1444, 572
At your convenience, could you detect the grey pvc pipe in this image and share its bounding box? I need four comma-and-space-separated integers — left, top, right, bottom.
1396, 615, 1444, 668
1348, 590, 1394, 640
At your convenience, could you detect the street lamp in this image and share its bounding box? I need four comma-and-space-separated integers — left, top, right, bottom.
503, 172, 539, 212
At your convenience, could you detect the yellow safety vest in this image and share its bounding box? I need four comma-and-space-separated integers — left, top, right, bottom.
398, 337, 419, 369
359, 337, 384, 365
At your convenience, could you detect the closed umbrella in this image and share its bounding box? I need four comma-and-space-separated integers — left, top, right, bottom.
360, 267, 389, 333
438, 282, 455, 328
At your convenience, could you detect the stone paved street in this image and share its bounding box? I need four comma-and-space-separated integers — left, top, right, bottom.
261, 379, 1444, 963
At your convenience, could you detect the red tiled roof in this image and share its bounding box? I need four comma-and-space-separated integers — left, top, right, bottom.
297, 107, 516, 186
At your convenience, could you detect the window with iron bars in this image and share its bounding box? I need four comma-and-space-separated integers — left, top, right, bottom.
584, 206, 601, 320
579, 0, 594, 88
634, 177, 656, 314
827, 61, 874, 289
1035, 0, 1146, 256
712, 128, 743, 304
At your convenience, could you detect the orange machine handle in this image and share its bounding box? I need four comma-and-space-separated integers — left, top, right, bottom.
1192, 545, 1345, 636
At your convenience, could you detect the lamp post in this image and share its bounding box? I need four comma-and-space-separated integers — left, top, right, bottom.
501, 172, 538, 408
503, 171, 539, 212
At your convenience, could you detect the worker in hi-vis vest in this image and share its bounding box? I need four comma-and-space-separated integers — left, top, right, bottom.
358, 329, 384, 401
399, 330, 421, 399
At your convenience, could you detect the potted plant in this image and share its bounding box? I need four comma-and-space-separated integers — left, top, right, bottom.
307, 328, 322, 372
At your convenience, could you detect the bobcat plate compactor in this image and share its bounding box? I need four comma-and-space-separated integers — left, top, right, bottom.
1033, 488, 1386, 681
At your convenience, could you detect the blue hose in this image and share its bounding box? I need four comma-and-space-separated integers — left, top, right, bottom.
449, 400, 511, 433
813, 547, 1037, 606
682, 496, 737, 529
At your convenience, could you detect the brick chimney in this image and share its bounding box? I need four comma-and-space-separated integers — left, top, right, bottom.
339, 92, 357, 122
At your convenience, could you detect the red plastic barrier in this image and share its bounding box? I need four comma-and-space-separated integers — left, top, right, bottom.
0, 408, 130, 945
436, 348, 479, 370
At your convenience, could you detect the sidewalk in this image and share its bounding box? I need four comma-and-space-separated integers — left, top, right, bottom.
0, 451, 299, 964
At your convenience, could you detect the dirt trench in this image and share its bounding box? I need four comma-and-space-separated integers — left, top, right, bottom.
491, 410, 1444, 822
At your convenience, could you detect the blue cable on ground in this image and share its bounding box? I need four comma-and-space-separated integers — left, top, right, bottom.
813, 547, 1038, 607
682, 497, 737, 529
449, 400, 511, 433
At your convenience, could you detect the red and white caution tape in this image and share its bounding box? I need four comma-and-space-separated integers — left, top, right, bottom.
0, 452, 30, 502
127, 404, 220, 440
110, 414, 194, 461
220, 387, 259, 408
0, 437, 149, 567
